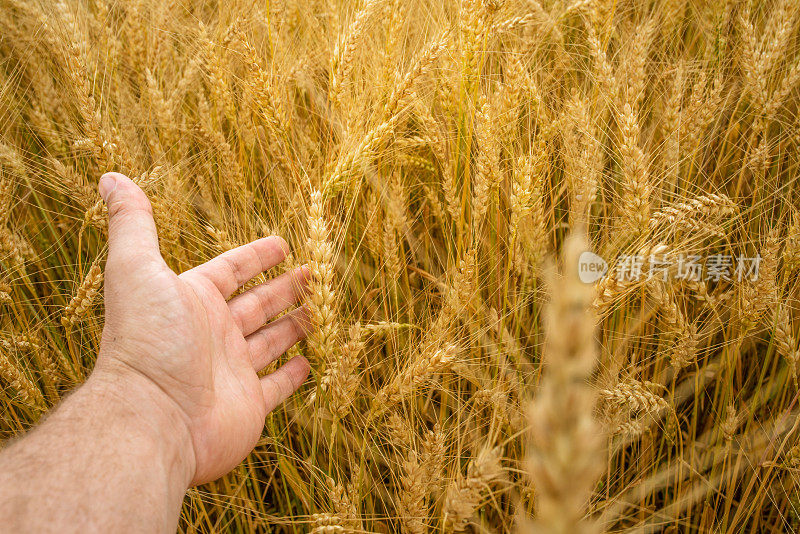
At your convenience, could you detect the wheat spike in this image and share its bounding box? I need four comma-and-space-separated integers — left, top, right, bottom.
775, 305, 799, 387
62, 257, 104, 327
330, 0, 388, 104
443, 445, 504, 532
526, 230, 604, 533
320, 322, 363, 417
306, 190, 340, 364
599, 379, 669, 416
618, 100, 652, 235
0, 341, 45, 411
374, 343, 457, 410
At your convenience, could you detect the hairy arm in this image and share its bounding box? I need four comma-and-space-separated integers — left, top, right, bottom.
0, 369, 193, 532
0, 172, 311, 533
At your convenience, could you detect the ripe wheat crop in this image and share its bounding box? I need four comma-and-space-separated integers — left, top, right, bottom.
2, 0, 800, 531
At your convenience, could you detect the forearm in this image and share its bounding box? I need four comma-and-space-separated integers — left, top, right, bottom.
0, 366, 195, 533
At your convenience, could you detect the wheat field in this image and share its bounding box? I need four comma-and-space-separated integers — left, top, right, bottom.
1, 0, 800, 531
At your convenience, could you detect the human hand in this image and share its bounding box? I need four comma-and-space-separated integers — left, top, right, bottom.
91, 172, 311, 486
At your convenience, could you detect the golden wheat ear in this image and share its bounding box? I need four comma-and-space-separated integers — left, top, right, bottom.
526, 230, 605, 532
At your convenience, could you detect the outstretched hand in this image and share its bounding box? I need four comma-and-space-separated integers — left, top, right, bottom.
93, 172, 311, 485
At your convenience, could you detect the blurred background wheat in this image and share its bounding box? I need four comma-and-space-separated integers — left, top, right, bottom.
1, 0, 800, 531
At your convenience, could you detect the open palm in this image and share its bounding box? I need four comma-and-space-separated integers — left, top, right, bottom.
95, 173, 311, 485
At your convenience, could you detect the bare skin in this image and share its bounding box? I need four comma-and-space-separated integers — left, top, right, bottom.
0, 173, 312, 532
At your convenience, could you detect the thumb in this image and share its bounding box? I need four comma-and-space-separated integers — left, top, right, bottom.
99, 172, 161, 261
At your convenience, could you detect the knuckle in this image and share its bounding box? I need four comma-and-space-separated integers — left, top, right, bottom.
276, 372, 293, 397
107, 189, 153, 220
259, 327, 276, 349
255, 285, 277, 318
290, 315, 305, 339
222, 256, 244, 285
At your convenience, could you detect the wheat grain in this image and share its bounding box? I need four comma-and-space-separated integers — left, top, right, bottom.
661, 62, 683, 191
721, 404, 738, 444
784, 210, 800, 273
586, 24, 616, 96
680, 70, 723, 155
323, 115, 398, 195
0, 227, 36, 268
0, 278, 11, 306
325, 477, 360, 530
461, 0, 501, 90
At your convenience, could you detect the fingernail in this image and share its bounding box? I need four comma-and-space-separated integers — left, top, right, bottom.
98, 173, 118, 201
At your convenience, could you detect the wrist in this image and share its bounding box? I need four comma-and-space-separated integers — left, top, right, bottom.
0, 360, 196, 532
86, 362, 197, 491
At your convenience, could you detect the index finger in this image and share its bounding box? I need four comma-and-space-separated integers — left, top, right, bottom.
182, 236, 290, 299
